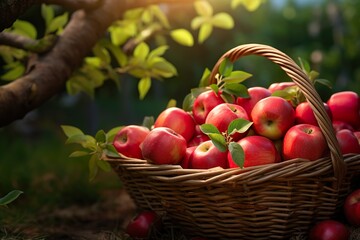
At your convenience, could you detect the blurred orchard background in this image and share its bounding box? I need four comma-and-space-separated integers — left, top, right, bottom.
1, 0, 360, 238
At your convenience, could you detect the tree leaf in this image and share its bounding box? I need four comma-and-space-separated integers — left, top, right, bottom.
95, 130, 107, 144
223, 83, 249, 97
69, 151, 90, 158
93, 44, 111, 65
0, 190, 23, 206
65, 134, 97, 151
138, 77, 151, 100
0, 62, 25, 81
61, 125, 84, 138
211, 13, 234, 29
151, 59, 178, 78
222, 70, 253, 84
200, 124, 221, 135
41, 4, 54, 29
210, 83, 219, 93
198, 23, 213, 44
182, 92, 195, 112
134, 42, 150, 61
170, 29, 194, 47
219, 58, 233, 77
12, 20, 37, 39
208, 133, 227, 152
228, 142, 245, 168
227, 118, 253, 135
148, 45, 169, 60
109, 26, 131, 46
150, 5, 170, 28
232, 0, 263, 12
194, 0, 213, 17
191, 16, 206, 30
46, 12, 68, 34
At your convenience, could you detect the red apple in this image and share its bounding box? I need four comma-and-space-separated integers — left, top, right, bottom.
332, 120, 355, 133
180, 146, 197, 169
125, 210, 161, 239
190, 140, 228, 169
295, 101, 332, 127
141, 127, 187, 165
283, 124, 328, 161
236, 87, 271, 118
187, 134, 210, 147
309, 220, 349, 240
113, 125, 150, 159
336, 129, 360, 154
327, 91, 360, 129
192, 90, 225, 125
344, 188, 360, 227
205, 103, 249, 141
228, 135, 277, 168
251, 96, 295, 140
154, 107, 196, 142
268, 81, 296, 93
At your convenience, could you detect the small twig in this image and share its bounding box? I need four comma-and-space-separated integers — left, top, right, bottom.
0, 32, 57, 53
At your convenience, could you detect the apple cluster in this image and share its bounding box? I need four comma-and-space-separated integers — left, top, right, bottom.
112, 81, 360, 170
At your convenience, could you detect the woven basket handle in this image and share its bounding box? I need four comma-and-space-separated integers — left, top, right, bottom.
209, 43, 346, 184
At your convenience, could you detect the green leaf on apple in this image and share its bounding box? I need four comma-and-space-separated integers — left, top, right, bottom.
167, 99, 177, 108
223, 82, 249, 97
142, 116, 154, 130
106, 126, 123, 142
218, 58, 233, 77
222, 71, 252, 84
105, 144, 121, 158
69, 150, 90, 158
227, 118, 253, 136
95, 129, 107, 143
96, 158, 112, 172
314, 78, 333, 89
298, 57, 311, 75
182, 92, 194, 112
208, 133, 227, 152
210, 83, 219, 94
200, 123, 221, 135
61, 125, 84, 138
220, 91, 236, 103
65, 134, 97, 151
198, 68, 211, 87
228, 142, 245, 168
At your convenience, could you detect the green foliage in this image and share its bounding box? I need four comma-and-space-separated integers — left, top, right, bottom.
231, 0, 266, 11
0, 190, 23, 207
61, 125, 120, 181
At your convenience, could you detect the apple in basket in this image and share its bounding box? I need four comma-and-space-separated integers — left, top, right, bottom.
141, 127, 187, 165
205, 103, 250, 141
282, 124, 328, 161
236, 86, 271, 118
251, 96, 295, 140
332, 120, 355, 133
295, 101, 332, 127
154, 107, 196, 142
344, 188, 360, 227
192, 89, 225, 125
268, 81, 296, 93
125, 210, 161, 239
327, 91, 360, 130
335, 129, 360, 155
190, 140, 228, 169
309, 220, 350, 240
228, 135, 278, 168
113, 125, 150, 159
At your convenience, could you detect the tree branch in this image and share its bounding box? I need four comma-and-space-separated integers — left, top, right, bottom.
0, 0, 123, 127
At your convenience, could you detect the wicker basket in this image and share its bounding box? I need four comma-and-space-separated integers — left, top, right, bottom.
107, 44, 360, 239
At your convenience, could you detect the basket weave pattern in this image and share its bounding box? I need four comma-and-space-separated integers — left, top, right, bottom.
108, 44, 360, 239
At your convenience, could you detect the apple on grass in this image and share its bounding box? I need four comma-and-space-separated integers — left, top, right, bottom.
251, 96, 295, 140
327, 91, 360, 130
309, 220, 349, 240
141, 127, 187, 165
205, 103, 250, 141
190, 140, 228, 169
113, 125, 150, 159
125, 210, 161, 239
154, 107, 196, 142
227, 135, 278, 168
295, 101, 332, 127
192, 90, 225, 125
282, 124, 328, 161
236, 86, 271, 118
344, 188, 360, 227
336, 129, 360, 155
